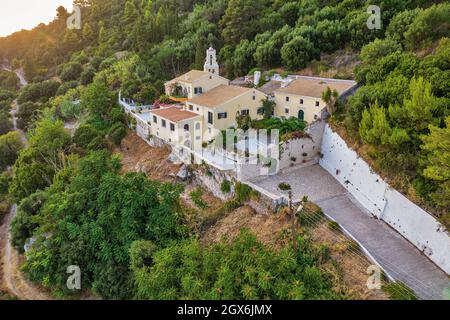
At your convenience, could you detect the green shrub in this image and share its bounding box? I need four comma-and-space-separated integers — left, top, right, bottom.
235, 182, 254, 203
108, 123, 127, 146
220, 180, 231, 194
59, 101, 82, 121
190, 187, 208, 209
73, 125, 101, 149
59, 62, 83, 82
278, 182, 291, 191
382, 282, 417, 300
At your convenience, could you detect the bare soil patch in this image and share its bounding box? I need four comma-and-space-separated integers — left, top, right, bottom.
0, 205, 52, 300
202, 206, 293, 248
309, 220, 389, 300
118, 132, 181, 182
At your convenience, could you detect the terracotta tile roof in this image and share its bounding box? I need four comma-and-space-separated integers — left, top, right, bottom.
275, 78, 357, 98
187, 85, 252, 108
171, 70, 210, 84
259, 80, 282, 95
151, 107, 200, 123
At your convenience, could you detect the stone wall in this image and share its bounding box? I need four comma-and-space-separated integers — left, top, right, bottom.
320, 124, 450, 275
191, 164, 235, 201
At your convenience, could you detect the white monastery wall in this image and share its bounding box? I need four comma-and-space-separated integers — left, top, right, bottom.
320, 124, 450, 274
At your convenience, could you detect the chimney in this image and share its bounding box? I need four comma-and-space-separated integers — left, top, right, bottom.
254, 71, 261, 87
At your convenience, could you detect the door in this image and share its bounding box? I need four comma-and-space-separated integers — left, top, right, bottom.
298, 110, 305, 121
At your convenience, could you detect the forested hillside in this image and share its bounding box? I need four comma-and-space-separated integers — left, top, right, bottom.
2, 0, 446, 226
0, 0, 448, 299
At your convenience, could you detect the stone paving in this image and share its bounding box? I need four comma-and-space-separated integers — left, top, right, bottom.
250, 164, 347, 202
249, 164, 450, 300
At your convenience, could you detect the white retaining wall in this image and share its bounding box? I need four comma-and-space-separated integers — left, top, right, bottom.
320, 124, 450, 275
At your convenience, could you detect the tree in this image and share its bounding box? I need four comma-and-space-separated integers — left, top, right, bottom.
16, 102, 40, 131
232, 40, 257, 77
59, 62, 84, 82
9, 118, 71, 200
73, 124, 102, 150
404, 3, 450, 50
0, 111, 13, 135
420, 117, 450, 208
81, 82, 113, 117
281, 36, 316, 70
0, 131, 23, 171
315, 20, 348, 53
133, 230, 340, 300
109, 123, 127, 146
39, 80, 60, 100
21, 151, 186, 299
359, 38, 402, 64
221, 0, 264, 44
82, 23, 95, 43
80, 67, 95, 85
17, 83, 42, 104
322, 87, 339, 114
11, 191, 47, 251
386, 8, 421, 45
194, 36, 207, 70
261, 97, 275, 119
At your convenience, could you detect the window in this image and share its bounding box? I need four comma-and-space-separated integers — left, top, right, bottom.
170, 123, 175, 131
252, 96, 256, 101
316, 101, 320, 107
184, 124, 189, 132
208, 112, 213, 125
209, 76, 212, 79
300, 99, 304, 104
194, 87, 203, 95
241, 109, 249, 116
162, 119, 166, 127
218, 112, 228, 119
153, 116, 157, 123
285, 108, 289, 114
188, 104, 194, 111
286, 96, 290, 102
314, 114, 318, 120
195, 123, 201, 130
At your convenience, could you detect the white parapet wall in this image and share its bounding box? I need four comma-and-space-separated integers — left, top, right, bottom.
320, 124, 450, 275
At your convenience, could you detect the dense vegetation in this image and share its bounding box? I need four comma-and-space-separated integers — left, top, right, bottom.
0, 0, 448, 299
134, 230, 340, 300
0, 67, 21, 220
335, 4, 450, 226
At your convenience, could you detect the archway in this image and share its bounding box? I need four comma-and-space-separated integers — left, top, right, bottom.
298, 110, 305, 121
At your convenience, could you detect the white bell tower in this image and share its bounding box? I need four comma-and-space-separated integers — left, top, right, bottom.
204, 47, 219, 75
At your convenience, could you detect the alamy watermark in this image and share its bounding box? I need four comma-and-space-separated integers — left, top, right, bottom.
67, 6, 82, 30
366, 265, 382, 290
66, 265, 81, 290
367, 5, 382, 30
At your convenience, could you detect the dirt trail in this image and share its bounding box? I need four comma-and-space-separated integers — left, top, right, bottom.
0, 68, 50, 300
0, 206, 52, 300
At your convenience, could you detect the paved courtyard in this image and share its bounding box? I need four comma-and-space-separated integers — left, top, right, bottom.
250, 164, 347, 203
249, 164, 450, 300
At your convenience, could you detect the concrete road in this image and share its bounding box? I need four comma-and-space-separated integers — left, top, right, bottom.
250, 164, 450, 300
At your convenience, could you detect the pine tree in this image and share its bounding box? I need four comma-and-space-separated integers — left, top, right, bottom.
421, 117, 450, 207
